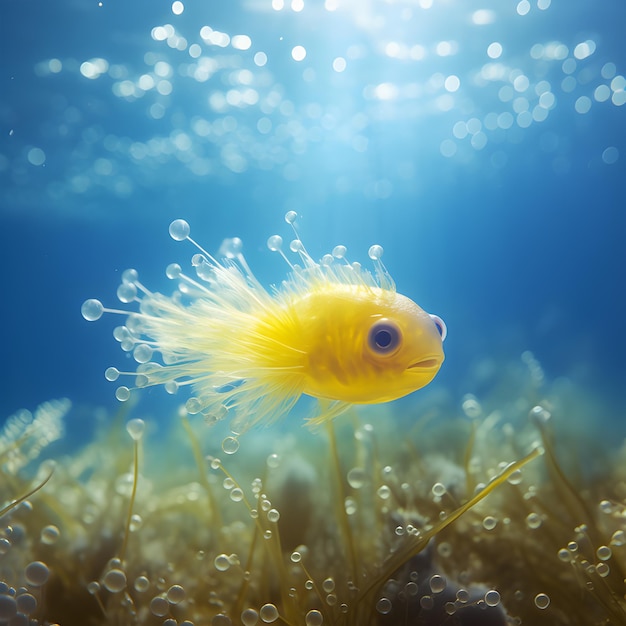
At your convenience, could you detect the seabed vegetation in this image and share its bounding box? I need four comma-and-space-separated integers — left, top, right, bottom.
1, 354, 625, 626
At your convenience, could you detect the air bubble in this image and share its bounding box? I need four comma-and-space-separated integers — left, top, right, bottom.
420, 595, 434, 609
611, 530, 626, 546
461, 395, 482, 418
290, 239, 304, 253
267, 235, 283, 251
126, 418, 145, 441
267, 508, 280, 523
284, 211, 298, 224
24, 561, 50, 586
122, 268, 138, 283
322, 577, 335, 593
290, 551, 301, 563
305, 609, 323, 626
557, 548, 571, 562
0, 595, 17, 620
87, 581, 100, 595
377, 485, 391, 500
214, 554, 231, 571
81, 299, 104, 321
525, 512, 542, 529
105, 367, 120, 381
596, 545, 612, 561
167, 584, 186, 604
222, 436, 240, 454
15, 593, 37, 616
485, 590, 501, 606
169, 219, 190, 241
186, 397, 202, 414
40, 525, 60, 545
241, 609, 259, 626
368, 244, 384, 260
266, 453, 280, 468
116, 386, 131, 402
432, 482, 446, 497
150, 596, 169, 617
375, 597, 392, 614
259, 603, 279, 622
134, 575, 150, 592
429, 574, 446, 593
347, 467, 366, 489
164, 380, 179, 394
332, 245, 347, 259
230, 488, 244, 502
507, 469, 523, 485
596, 562, 610, 577
456, 589, 470, 603
117, 283, 137, 303
166, 263, 182, 279
482, 516, 497, 530
534, 593, 550, 609
103, 568, 127, 593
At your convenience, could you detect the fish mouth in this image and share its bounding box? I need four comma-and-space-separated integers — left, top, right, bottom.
407, 356, 441, 370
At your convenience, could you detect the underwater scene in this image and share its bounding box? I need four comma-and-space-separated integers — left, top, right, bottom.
1, 0, 625, 624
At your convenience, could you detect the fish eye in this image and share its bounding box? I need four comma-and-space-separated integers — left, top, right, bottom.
368, 319, 402, 356
429, 314, 447, 341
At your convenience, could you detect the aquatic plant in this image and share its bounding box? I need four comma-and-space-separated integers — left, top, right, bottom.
0, 361, 625, 625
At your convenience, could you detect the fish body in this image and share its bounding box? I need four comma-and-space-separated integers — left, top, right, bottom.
83, 216, 445, 429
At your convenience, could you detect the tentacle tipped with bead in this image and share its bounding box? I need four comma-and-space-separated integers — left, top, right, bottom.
82, 212, 445, 430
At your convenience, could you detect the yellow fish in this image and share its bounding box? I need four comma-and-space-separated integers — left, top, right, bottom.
82, 212, 446, 429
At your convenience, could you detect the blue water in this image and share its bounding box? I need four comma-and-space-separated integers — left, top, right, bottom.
1, 0, 624, 430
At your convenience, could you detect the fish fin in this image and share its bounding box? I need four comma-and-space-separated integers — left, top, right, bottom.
305, 399, 353, 428
228, 376, 304, 432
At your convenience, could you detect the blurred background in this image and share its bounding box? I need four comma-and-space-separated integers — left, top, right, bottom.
0, 0, 624, 433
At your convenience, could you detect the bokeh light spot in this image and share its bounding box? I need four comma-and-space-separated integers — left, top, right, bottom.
440, 139, 457, 157
27, 147, 46, 166
574, 96, 592, 114
80, 58, 109, 79
601, 62, 617, 79
471, 10, 495, 25
601, 146, 619, 164
561, 76, 577, 93
594, 85, 611, 102
332, 57, 346, 73
487, 42, 502, 59
232, 35, 252, 51
444, 75, 460, 92
49, 58, 62, 73
436, 41, 457, 57
291, 46, 306, 62
574, 40, 596, 60
171, 1, 184, 15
